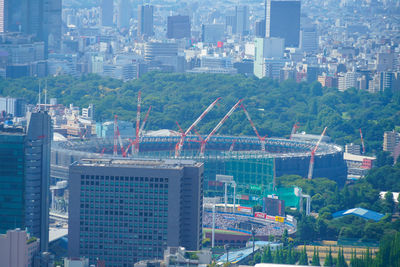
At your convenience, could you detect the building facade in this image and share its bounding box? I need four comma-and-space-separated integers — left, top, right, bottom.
68, 158, 204, 266
138, 5, 154, 37
265, 0, 301, 47
167, 15, 190, 39
101, 0, 114, 26
0, 111, 51, 252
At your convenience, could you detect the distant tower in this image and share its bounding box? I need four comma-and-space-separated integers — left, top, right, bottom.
265, 0, 301, 47
138, 5, 154, 37
235, 6, 249, 35
117, 0, 130, 29
101, 0, 114, 26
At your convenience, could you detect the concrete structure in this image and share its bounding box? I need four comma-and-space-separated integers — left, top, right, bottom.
167, 15, 190, 39
64, 257, 89, 267
202, 24, 225, 43
138, 5, 154, 37
300, 25, 318, 54
0, 111, 51, 252
235, 6, 249, 36
265, 0, 301, 47
254, 37, 285, 78
0, 96, 26, 117
0, 228, 40, 267
101, 0, 114, 27
117, 0, 131, 29
338, 72, 358, 91
68, 158, 204, 266
345, 143, 361, 155
383, 130, 400, 154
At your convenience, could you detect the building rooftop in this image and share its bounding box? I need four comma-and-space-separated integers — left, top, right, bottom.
74, 158, 202, 169
332, 207, 384, 222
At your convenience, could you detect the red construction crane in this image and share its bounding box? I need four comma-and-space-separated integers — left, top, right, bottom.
132, 105, 151, 155
200, 99, 243, 156
229, 139, 237, 152
175, 97, 221, 157
134, 91, 141, 154
290, 122, 300, 139
359, 128, 365, 154
241, 103, 267, 151
113, 115, 127, 157
307, 127, 327, 180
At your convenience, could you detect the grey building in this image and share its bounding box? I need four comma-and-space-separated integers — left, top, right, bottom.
68, 158, 204, 266
101, 0, 114, 26
235, 6, 249, 36
0, 110, 51, 253
117, 0, 131, 29
138, 5, 154, 37
201, 24, 224, 43
167, 15, 190, 39
265, 0, 301, 47
0, 96, 26, 117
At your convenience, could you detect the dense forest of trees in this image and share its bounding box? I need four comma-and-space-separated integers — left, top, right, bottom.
0, 73, 399, 153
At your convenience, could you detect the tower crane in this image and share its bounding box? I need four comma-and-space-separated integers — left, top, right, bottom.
113, 115, 127, 157
133, 91, 141, 154
200, 99, 243, 156
240, 103, 267, 151
307, 127, 327, 180
175, 97, 221, 157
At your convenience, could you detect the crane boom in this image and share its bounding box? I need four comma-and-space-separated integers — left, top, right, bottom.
133, 91, 141, 154
175, 97, 221, 157
241, 103, 266, 151
307, 127, 327, 180
139, 106, 151, 136
113, 115, 118, 156
200, 99, 243, 155
359, 128, 365, 154
290, 123, 299, 139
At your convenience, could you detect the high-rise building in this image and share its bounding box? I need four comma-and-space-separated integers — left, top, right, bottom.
254, 37, 285, 78
0, 96, 26, 117
201, 24, 224, 43
265, 0, 301, 47
138, 5, 154, 37
0, 111, 51, 252
68, 158, 204, 266
117, 0, 130, 29
235, 6, 249, 35
0, 0, 61, 49
144, 42, 178, 61
0, 228, 40, 267
255, 20, 266, 38
300, 25, 318, 54
383, 130, 400, 154
101, 0, 114, 26
167, 15, 190, 39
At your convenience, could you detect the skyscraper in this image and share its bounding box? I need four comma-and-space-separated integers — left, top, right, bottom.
167, 15, 190, 39
300, 24, 318, 54
265, 0, 301, 47
68, 158, 203, 265
0, 0, 61, 49
0, 111, 51, 252
235, 6, 249, 36
138, 5, 154, 37
117, 0, 130, 29
101, 0, 114, 26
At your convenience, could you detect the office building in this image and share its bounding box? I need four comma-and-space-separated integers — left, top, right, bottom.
338, 72, 358, 91
0, 0, 61, 49
144, 42, 178, 61
167, 15, 190, 39
300, 25, 318, 54
0, 111, 51, 252
68, 158, 204, 266
265, 0, 301, 47
0, 228, 40, 267
101, 0, 114, 26
235, 6, 249, 35
0, 96, 26, 117
345, 143, 361, 155
255, 20, 266, 38
118, 0, 131, 29
201, 24, 224, 43
138, 5, 154, 37
254, 37, 285, 78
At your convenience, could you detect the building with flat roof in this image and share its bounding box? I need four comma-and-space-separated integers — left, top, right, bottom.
0, 111, 51, 252
138, 5, 154, 37
265, 0, 301, 47
0, 228, 40, 267
68, 158, 204, 266
167, 15, 190, 39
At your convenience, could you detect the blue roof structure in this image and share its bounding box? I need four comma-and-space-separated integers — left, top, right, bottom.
332, 207, 384, 222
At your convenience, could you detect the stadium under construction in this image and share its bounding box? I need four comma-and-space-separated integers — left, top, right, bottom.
51, 96, 347, 209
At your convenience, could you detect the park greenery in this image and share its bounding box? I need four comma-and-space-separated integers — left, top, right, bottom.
0, 72, 399, 154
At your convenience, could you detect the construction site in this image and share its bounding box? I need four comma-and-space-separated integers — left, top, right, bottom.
51, 93, 347, 208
